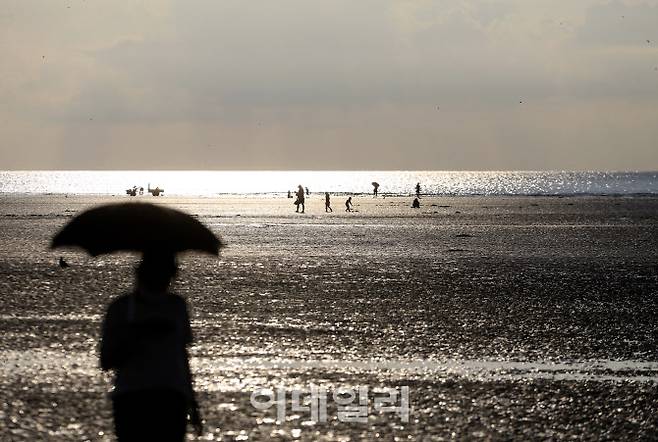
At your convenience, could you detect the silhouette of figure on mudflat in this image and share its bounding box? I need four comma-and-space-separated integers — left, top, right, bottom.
372, 182, 379, 197
345, 196, 353, 212
295, 185, 305, 213
415, 182, 421, 198
325, 192, 333, 212
100, 253, 201, 441
412, 198, 420, 209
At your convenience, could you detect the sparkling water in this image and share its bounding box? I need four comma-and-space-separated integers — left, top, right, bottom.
0, 170, 656, 196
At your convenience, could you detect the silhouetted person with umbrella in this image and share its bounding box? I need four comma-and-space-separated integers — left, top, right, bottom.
372, 182, 379, 197
100, 253, 201, 441
51, 202, 222, 441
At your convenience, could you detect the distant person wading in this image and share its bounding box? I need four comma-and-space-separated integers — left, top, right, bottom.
295, 185, 305, 213
325, 192, 333, 212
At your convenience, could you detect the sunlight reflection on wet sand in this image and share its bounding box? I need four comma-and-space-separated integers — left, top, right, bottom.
3, 349, 657, 393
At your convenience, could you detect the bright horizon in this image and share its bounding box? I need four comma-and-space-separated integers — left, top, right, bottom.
2, 170, 657, 196
2, 1, 658, 170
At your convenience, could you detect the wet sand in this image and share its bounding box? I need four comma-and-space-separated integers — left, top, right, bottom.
1, 194, 658, 440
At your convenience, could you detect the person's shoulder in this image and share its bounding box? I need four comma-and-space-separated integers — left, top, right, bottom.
168, 293, 191, 321
107, 294, 132, 309
168, 293, 189, 308
104, 293, 132, 318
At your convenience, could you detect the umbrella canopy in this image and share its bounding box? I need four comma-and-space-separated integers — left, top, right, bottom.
371, 182, 379, 187
51, 202, 223, 256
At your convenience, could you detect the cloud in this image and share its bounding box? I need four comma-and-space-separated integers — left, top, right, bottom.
65, 0, 553, 119
1, 0, 657, 169
577, 1, 658, 47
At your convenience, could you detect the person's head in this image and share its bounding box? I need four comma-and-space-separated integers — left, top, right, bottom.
136, 252, 177, 292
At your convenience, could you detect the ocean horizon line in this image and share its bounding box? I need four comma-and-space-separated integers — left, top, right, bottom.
1, 170, 657, 196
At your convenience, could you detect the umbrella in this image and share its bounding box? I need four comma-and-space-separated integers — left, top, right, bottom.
371, 182, 379, 187
51, 202, 223, 256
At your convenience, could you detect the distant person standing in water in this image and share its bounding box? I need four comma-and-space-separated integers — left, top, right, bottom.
100, 253, 202, 441
415, 182, 421, 198
325, 192, 332, 212
345, 196, 353, 212
295, 185, 305, 213
305, 187, 310, 197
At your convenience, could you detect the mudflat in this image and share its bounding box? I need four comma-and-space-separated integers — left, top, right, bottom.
1, 194, 658, 440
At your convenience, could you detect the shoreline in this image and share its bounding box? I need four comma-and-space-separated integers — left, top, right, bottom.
3, 191, 658, 198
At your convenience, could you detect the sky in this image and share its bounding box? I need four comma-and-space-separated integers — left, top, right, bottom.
1, 0, 657, 170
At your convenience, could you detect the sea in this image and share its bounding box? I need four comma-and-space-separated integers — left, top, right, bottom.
0, 170, 657, 196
